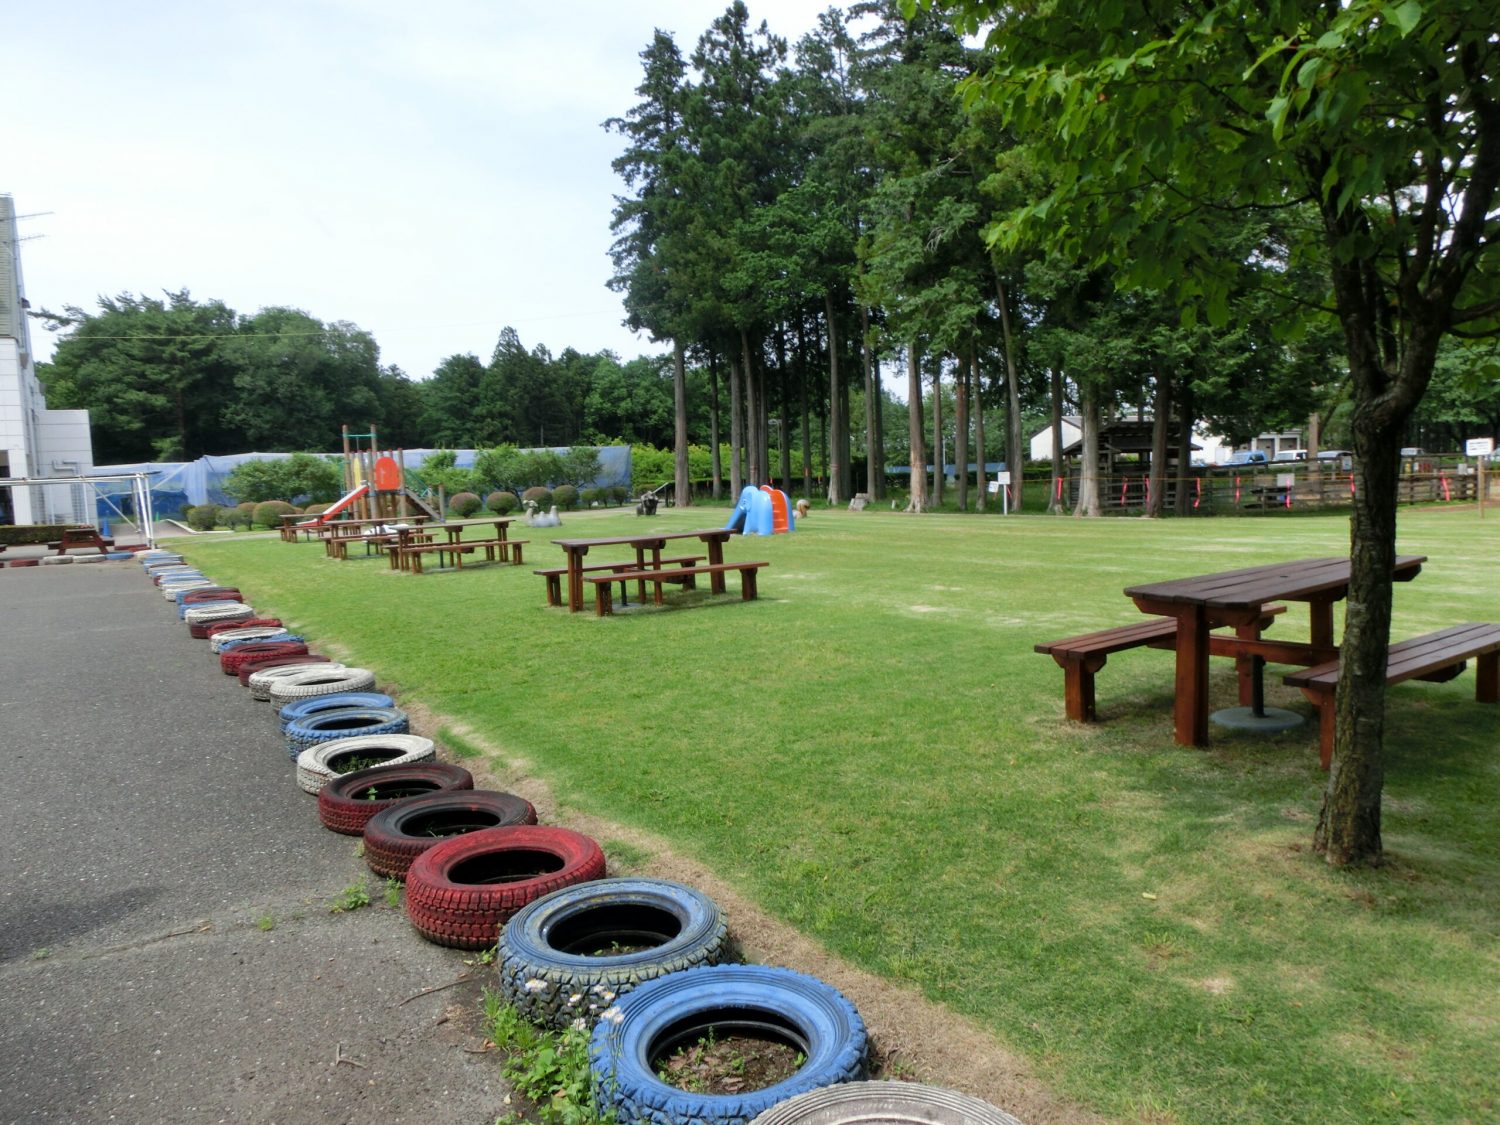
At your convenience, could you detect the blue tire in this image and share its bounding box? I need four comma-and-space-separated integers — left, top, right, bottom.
279, 692, 396, 731
498, 878, 728, 1029
589, 964, 868, 1124
285, 706, 409, 760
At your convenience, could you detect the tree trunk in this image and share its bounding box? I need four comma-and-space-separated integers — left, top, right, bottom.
1175, 381, 1195, 516
973, 342, 986, 512
1049, 368, 1065, 513
997, 275, 1023, 512
729, 345, 744, 498
709, 351, 723, 501
906, 345, 927, 512
1073, 385, 1101, 517
1148, 373, 1169, 518
862, 307, 880, 498
825, 294, 844, 505
873, 342, 886, 501
673, 338, 690, 507
931, 362, 944, 507
955, 351, 970, 512
741, 329, 760, 486
775, 327, 792, 487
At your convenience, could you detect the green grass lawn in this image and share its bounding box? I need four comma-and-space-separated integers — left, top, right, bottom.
177, 506, 1500, 1124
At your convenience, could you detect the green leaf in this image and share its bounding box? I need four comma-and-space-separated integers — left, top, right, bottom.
1385, 0, 1423, 36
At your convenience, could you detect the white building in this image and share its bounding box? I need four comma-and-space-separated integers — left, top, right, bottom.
1, 195, 95, 525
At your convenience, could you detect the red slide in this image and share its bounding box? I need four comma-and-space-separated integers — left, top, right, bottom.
298, 483, 368, 526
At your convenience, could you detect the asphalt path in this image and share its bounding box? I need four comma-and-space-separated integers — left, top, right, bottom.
0, 556, 506, 1123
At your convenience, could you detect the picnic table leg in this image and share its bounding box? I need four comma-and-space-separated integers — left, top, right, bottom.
1171, 606, 1211, 747
1477, 651, 1499, 703
706, 537, 727, 594
567, 548, 588, 612
1308, 597, 1336, 648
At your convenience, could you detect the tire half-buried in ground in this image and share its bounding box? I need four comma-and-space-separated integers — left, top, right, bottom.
498, 877, 729, 1029
588, 964, 868, 1125
404, 826, 605, 950
746, 1081, 1024, 1125
295, 733, 435, 794
317, 762, 474, 835
285, 706, 409, 760
362, 790, 538, 881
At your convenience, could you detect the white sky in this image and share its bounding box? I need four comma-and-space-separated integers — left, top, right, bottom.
4, 1, 832, 380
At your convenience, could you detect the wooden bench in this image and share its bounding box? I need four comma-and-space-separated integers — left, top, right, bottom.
534, 556, 706, 607
402, 538, 527, 574
1036, 605, 1287, 722
586, 561, 768, 616
1284, 623, 1500, 768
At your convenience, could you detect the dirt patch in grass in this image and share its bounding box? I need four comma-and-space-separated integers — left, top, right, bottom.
422, 711, 1107, 1125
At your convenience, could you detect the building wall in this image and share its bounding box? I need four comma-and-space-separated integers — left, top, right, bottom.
1, 195, 97, 524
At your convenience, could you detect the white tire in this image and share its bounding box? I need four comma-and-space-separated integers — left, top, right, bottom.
268, 667, 378, 707
295, 734, 435, 794
183, 603, 255, 625
247, 662, 348, 701
209, 627, 290, 654
748, 1082, 1024, 1125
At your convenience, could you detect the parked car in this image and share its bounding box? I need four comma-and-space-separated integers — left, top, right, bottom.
1220, 450, 1269, 467
1272, 450, 1307, 463
1316, 449, 1352, 461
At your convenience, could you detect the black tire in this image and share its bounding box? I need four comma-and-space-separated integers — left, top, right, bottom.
316, 762, 474, 835
498, 877, 728, 1029
588, 964, 868, 1125
362, 790, 537, 881
404, 826, 605, 950
285, 706, 409, 760
278, 691, 395, 731
747, 1082, 1024, 1125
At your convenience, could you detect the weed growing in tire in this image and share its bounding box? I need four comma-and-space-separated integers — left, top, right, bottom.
329, 878, 371, 913
483, 991, 616, 1125
256, 913, 275, 932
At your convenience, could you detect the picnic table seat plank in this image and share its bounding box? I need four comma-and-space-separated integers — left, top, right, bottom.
1284, 623, 1500, 768
534, 556, 706, 607
1036, 605, 1287, 723
586, 561, 768, 616
401, 538, 528, 574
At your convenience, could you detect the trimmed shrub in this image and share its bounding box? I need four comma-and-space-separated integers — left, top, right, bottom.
609, 485, 630, 506
253, 500, 296, 529
552, 484, 579, 511
448, 491, 482, 518
581, 488, 602, 508
222, 503, 255, 530
485, 491, 518, 515
186, 504, 221, 532
302, 502, 328, 518
521, 486, 552, 509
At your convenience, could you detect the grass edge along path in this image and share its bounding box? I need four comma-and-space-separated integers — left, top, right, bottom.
179, 508, 1500, 1124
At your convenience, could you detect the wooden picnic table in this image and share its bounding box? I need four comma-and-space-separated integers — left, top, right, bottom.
551, 528, 738, 612
1124, 555, 1426, 747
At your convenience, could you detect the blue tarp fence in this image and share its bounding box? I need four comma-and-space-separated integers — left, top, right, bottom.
91, 447, 632, 518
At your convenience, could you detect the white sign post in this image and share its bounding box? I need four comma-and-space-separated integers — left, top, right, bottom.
996, 471, 1012, 516
1467, 438, 1494, 518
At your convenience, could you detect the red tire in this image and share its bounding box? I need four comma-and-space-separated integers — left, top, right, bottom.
404, 826, 605, 950
220, 640, 309, 675
237, 653, 331, 687
363, 790, 538, 881
317, 763, 474, 836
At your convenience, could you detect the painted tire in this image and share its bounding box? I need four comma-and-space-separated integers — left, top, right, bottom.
209, 626, 290, 654
316, 762, 474, 835
267, 667, 376, 707
404, 826, 606, 950
362, 790, 537, 881
285, 706, 409, 760
247, 661, 345, 699
40, 556, 74, 565
747, 1082, 1023, 1125
240, 655, 333, 690
176, 587, 241, 609
294, 734, 435, 794
279, 691, 395, 731
498, 878, 729, 1029
205, 616, 283, 641
588, 964, 868, 1125
220, 640, 308, 676
160, 579, 212, 598
183, 603, 254, 625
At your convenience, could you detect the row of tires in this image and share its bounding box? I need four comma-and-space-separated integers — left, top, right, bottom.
139, 550, 1021, 1125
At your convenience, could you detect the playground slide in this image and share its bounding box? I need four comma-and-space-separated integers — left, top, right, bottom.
299, 483, 368, 526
